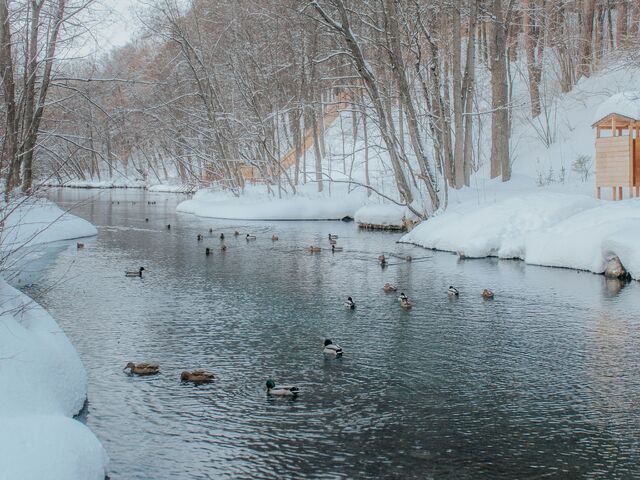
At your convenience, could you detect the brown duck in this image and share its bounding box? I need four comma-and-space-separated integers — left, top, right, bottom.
123, 362, 160, 375
181, 370, 215, 384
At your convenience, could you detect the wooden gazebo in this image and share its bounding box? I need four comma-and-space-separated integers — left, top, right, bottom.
592, 93, 640, 200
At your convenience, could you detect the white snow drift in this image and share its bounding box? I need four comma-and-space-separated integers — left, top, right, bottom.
401, 193, 640, 279
0, 198, 107, 480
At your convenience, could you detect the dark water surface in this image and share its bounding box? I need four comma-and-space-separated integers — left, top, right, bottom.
22, 188, 640, 479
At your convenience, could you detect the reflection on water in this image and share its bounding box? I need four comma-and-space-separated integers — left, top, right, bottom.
22, 188, 640, 479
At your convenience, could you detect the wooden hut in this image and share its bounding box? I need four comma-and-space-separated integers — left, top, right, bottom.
592, 92, 640, 200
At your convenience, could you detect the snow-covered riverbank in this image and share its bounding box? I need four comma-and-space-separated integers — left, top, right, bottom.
401, 190, 640, 280
0, 198, 108, 479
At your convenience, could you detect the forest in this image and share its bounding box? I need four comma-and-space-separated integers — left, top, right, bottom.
2, 0, 640, 216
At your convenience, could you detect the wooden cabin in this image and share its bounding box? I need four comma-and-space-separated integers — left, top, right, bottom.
592, 94, 640, 200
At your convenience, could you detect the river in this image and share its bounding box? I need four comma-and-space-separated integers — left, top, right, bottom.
21, 188, 640, 479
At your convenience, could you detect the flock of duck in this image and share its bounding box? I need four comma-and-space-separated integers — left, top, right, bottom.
120, 221, 495, 397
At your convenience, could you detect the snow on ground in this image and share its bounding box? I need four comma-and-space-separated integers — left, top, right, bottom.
178, 183, 368, 220
354, 204, 414, 228
1, 197, 97, 252
0, 197, 107, 479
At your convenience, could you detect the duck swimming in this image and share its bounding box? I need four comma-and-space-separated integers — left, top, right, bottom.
383, 283, 397, 292
220, 233, 225, 240
309, 246, 322, 253
180, 370, 215, 384
197, 234, 203, 241
344, 296, 356, 309
482, 289, 494, 299
77, 242, 84, 249
246, 234, 256, 240
205, 248, 212, 256
405, 255, 412, 262
328, 234, 338, 240
378, 254, 387, 267
323, 339, 343, 356
272, 234, 279, 241
125, 267, 145, 277
266, 379, 299, 396
123, 362, 159, 375
400, 298, 412, 309
234, 231, 240, 236
331, 244, 343, 252
448, 286, 459, 296
167, 224, 171, 230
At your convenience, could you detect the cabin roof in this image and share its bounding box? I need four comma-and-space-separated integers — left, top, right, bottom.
592, 91, 640, 127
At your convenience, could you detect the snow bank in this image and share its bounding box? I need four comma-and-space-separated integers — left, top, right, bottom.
0, 279, 108, 479
1, 197, 97, 252
402, 193, 640, 279
178, 184, 367, 220
354, 204, 414, 228
0, 416, 107, 480
592, 91, 640, 123
0, 197, 107, 479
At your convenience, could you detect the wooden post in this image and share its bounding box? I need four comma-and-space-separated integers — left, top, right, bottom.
596, 186, 601, 199
612, 117, 616, 136
618, 186, 623, 200
613, 186, 617, 200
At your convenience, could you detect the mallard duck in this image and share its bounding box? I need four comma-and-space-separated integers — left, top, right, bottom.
197, 234, 203, 241
344, 296, 356, 309
329, 238, 337, 245
398, 292, 409, 302
145, 218, 149, 222
246, 234, 256, 240
448, 286, 459, 296
266, 379, 299, 396
400, 298, 412, 309
328, 234, 338, 240
77, 242, 84, 249
323, 339, 343, 356
309, 246, 321, 253
383, 283, 397, 292
378, 254, 387, 265
166, 224, 171, 230
180, 370, 215, 384
220, 233, 225, 240
123, 362, 159, 375
331, 244, 343, 252
482, 289, 494, 299
205, 247, 212, 256
125, 267, 145, 277
234, 231, 240, 236
272, 234, 279, 241
405, 255, 412, 262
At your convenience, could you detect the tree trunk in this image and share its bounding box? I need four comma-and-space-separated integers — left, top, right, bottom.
578, 0, 595, 79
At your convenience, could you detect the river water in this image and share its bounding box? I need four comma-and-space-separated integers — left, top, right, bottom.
21, 188, 640, 479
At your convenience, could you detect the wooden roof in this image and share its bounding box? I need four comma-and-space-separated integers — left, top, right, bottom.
591, 112, 639, 129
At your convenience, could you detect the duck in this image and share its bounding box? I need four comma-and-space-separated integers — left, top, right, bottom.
328, 237, 337, 245
76, 242, 84, 249
309, 246, 322, 253
246, 234, 256, 240
205, 247, 212, 256
220, 233, 225, 240
221, 244, 227, 251
167, 224, 171, 230
331, 244, 343, 252
209, 228, 213, 233
197, 234, 203, 241
448, 286, 459, 296
272, 234, 279, 241
328, 234, 338, 240
234, 231, 240, 236
344, 296, 356, 309
482, 289, 494, 299
398, 292, 409, 302
383, 283, 397, 292
145, 218, 149, 222
180, 370, 215, 384
266, 379, 299, 396
123, 362, 159, 375
378, 254, 387, 266
400, 297, 413, 309
125, 267, 145, 277
405, 255, 412, 262
323, 339, 343, 356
